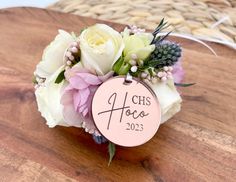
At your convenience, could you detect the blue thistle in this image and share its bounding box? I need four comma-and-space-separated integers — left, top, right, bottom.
93, 134, 108, 144
147, 40, 182, 69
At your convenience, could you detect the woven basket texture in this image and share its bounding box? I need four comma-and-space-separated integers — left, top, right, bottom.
48, 0, 236, 44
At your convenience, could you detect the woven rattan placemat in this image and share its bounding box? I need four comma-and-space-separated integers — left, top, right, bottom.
48, 0, 236, 44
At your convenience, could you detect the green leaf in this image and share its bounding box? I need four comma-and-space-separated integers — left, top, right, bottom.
32, 76, 37, 84
155, 31, 172, 45
80, 28, 86, 34
113, 57, 123, 73
151, 18, 171, 45
118, 63, 131, 75
175, 82, 196, 87
55, 70, 65, 84
112, 57, 130, 75
108, 142, 116, 166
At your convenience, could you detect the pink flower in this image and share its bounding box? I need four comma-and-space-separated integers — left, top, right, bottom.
172, 59, 184, 83
61, 66, 113, 135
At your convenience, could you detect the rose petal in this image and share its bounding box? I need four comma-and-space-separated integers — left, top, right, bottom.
148, 79, 182, 124
77, 73, 102, 85
63, 104, 83, 127
64, 85, 74, 92
98, 71, 114, 82
64, 62, 84, 80
61, 67, 114, 133
79, 103, 87, 113
79, 88, 90, 106
73, 90, 81, 111
61, 90, 73, 105
82, 108, 89, 117
69, 76, 89, 89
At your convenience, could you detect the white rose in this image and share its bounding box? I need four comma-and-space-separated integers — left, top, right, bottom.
35, 66, 68, 127
35, 30, 76, 79
149, 80, 182, 124
79, 24, 124, 75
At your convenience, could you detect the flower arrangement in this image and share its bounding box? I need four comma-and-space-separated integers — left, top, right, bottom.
33, 19, 192, 164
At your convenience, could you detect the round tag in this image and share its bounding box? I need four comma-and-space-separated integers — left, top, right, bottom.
92, 76, 161, 147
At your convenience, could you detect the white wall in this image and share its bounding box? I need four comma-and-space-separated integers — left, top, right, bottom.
0, 0, 58, 9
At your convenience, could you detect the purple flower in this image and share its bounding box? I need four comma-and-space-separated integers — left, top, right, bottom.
61, 65, 113, 135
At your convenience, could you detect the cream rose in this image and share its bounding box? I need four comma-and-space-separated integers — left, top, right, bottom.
35, 30, 76, 79
79, 24, 124, 75
35, 66, 68, 127
148, 80, 182, 124
122, 28, 155, 62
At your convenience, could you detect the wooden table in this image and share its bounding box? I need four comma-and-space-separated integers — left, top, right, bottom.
0, 7, 235, 182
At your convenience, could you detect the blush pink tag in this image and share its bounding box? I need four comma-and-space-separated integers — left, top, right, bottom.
92, 76, 161, 147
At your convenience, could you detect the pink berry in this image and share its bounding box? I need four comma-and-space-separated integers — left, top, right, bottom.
129, 60, 136, 66
163, 66, 169, 71
139, 29, 145, 33
66, 60, 72, 65
167, 71, 172, 75
151, 77, 158, 84
131, 53, 138, 60
157, 71, 164, 78
132, 29, 138, 34
69, 55, 74, 60
141, 72, 148, 78
71, 42, 78, 47
34, 85, 39, 89
130, 66, 138, 73
168, 66, 173, 71
66, 51, 71, 57
161, 76, 167, 82
71, 47, 78, 53
64, 55, 69, 61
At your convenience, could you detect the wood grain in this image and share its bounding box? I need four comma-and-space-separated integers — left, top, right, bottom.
0, 7, 235, 182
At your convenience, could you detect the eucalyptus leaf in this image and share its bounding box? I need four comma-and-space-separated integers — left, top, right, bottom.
175, 82, 196, 87
151, 18, 170, 44
108, 142, 116, 166
55, 70, 65, 84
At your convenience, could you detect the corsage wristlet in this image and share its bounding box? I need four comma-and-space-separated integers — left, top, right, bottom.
33, 19, 192, 164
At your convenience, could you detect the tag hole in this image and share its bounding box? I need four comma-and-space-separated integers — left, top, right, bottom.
123, 79, 132, 85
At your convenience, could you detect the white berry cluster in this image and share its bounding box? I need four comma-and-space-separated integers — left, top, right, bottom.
64, 41, 80, 70
156, 66, 173, 82
144, 66, 174, 83
34, 76, 46, 89
129, 53, 144, 73
128, 53, 174, 83
128, 25, 146, 34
